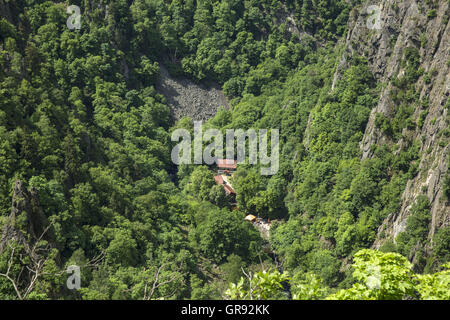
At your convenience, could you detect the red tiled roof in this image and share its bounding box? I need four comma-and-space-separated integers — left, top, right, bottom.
224, 184, 236, 195
214, 175, 236, 195
214, 175, 224, 184
216, 159, 237, 169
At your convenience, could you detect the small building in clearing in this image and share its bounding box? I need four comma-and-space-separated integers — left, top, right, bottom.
214, 175, 236, 196
245, 214, 257, 222
216, 159, 237, 174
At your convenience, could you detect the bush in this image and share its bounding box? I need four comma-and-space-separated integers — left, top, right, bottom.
427, 10, 437, 19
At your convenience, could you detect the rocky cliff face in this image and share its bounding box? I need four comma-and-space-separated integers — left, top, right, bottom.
334, 0, 449, 249
0, 180, 52, 254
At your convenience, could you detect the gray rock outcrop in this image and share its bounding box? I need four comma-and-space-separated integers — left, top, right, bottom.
332, 0, 449, 250
156, 64, 230, 121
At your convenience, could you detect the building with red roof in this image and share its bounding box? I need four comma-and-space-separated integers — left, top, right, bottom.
216, 159, 237, 169
216, 159, 237, 174
214, 175, 236, 195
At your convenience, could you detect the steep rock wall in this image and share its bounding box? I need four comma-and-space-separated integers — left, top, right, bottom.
333, 0, 449, 249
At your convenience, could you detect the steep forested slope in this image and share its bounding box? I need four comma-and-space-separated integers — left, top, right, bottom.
0, 0, 448, 300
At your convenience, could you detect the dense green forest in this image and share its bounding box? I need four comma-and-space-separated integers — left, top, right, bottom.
0, 0, 448, 300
